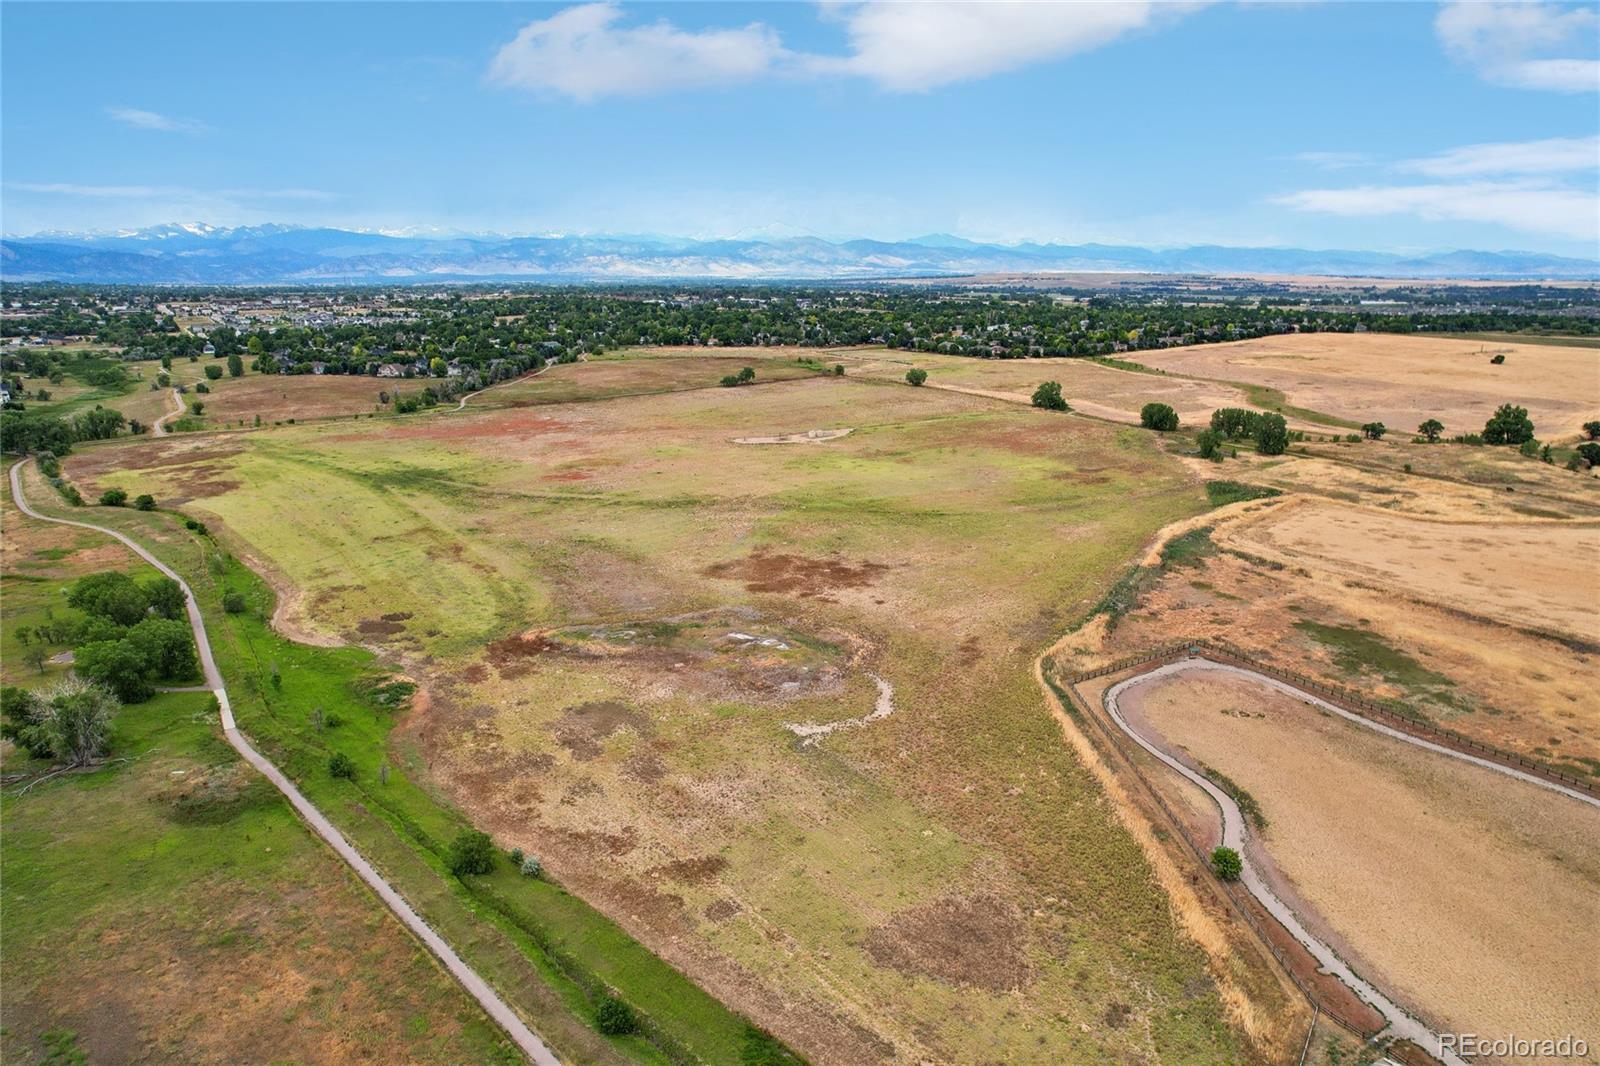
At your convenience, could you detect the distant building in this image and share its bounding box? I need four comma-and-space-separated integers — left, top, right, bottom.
376, 363, 405, 378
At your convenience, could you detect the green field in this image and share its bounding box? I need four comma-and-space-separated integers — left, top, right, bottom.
58, 361, 1274, 1062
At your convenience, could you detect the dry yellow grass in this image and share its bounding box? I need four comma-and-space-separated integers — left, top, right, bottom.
1121, 670, 1600, 1048
1139, 332, 1600, 439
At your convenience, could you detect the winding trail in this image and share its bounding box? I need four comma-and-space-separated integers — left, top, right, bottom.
8, 458, 561, 1066
1101, 656, 1599, 1065
152, 387, 185, 435
785, 672, 894, 744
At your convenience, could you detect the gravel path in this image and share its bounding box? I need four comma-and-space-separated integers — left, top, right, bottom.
9, 457, 561, 1066
1099, 655, 1584, 1065
152, 387, 184, 435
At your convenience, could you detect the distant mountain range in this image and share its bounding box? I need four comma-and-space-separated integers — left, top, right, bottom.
2, 224, 1595, 283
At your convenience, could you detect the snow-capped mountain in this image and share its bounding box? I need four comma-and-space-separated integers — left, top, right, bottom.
2, 224, 1595, 283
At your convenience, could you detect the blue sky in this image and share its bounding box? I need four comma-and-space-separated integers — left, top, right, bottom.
3, 1, 1597, 255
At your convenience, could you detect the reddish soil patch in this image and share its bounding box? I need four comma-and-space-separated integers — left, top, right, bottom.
650, 855, 729, 885
705, 551, 888, 597
485, 631, 567, 677
551, 700, 651, 761
862, 894, 1030, 992
357, 618, 406, 636
542, 470, 592, 482
703, 897, 743, 923
401, 410, 568, 443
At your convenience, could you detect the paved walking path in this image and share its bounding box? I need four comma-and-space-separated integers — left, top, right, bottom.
1098, 655, 1599, 1065
8, 458, 561, 1066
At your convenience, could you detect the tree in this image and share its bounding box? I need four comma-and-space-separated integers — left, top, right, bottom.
1583, 420, 1600, 441
188, 400, 205, 417
1483, 403, 1534, 445
144, 576, 185, 620
227, 353, 244, 378
1360, 422, 1387, 440
833, 364, 845, 376
126, 617, 197, 680
1031, 381, 1069, 411
1417, 418, 1444, 443
1577, 442, 1600, 469
68, 571, 149, 626
1209, 408, 1261, 439
429, 356, 447, 377
594, 996, 637, 1036
1210, 846, 1242, 881
11, 679, 118, 766
905, 368, 928, 387
1195, 428, 1223, 460
1, 686, 53, 758
1139, 402, 1178, 431
737, 366, 756, 384
222, 590, 248, 614
447, 830, 498, 876
72, 639, 153, 703
203, 364, 223, 380
134, 493, 156, 511
1255, 413, 1289, 456
98, 488, 128, 507
328, 752, 357, 779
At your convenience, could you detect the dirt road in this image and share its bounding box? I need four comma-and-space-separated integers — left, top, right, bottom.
7, 457, 562, 1066
1101, 655, 1600, 1065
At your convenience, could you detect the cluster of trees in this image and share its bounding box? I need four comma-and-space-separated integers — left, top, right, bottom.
0, 404, 136, 456
1199, 408, 1290, 457
14, 571, 199, 702
719, 366, 757, 388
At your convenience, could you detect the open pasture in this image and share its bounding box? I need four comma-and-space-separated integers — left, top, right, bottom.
1139, 332, 1600, 440
476, 352, 825, 408
190, 371, 397, 426
838, 348, 1264, 427
1120, 669, 1600, 1053
66, 374, 1284, 1063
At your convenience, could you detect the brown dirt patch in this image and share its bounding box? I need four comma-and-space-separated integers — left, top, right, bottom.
703, 897, 743, 923
551, 700, 651, 761
862, 893, 1030, 992
357, 617, 407, 636
650, 855, 729, 885
705, 551, 888, 597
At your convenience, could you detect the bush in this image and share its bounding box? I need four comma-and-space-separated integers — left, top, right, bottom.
194, 382, 210, 394
446, 829, 497, 877
833, 364, 845, 376
1583, 420, 1600, 441
594, 995, 637, 1036
1195, 428, 1223, 460
1489, 353, 1505, 364
188, 400, 205, 417
1210, 846, 1242, 881
204, 363, 224, 380
1518, 438, 1541, 458
1031, 381, 1069, 411
1139, 402, 1178, 431
133, 493, 156, 511
1576, 442, 1600, 469
98, 488, 128, 507
328, 752, 357, 779
520, 855, 543, 878
905, 368, 928, 387
1360, 422, 1386, 440
221, 590, 249, 614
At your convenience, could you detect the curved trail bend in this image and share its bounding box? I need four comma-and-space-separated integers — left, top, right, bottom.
1103, 656, 1599, 1065
8, 458, 561, 1066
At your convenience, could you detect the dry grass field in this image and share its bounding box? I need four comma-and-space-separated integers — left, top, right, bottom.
477, 351, 826, 409
1138, 332, 1600, 440
194, 372, 397, 425
836, 348, 1269, 427
63, 367, 1284, 1063
1119, 670, 1600, 1056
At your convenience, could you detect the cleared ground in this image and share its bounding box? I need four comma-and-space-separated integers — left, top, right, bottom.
1121, 670, 1600, 1054
67, 369, 1279, 1064
476, 352, 826, 409
1139, 332, 1600, 440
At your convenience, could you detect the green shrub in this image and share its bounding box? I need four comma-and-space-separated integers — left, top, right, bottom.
133, 493, 156, 511
1210, 846, 1242, 881
905, 368, 928, 387
1139, 402, 1178, 431
520, 856, 543, 878
594, 994, 637, 1036
98, 488, 128, 507
1031, 381, 1069, 411
446, 829, 497, 877
1483, 403, 1534, 445
328, 752, 356, 779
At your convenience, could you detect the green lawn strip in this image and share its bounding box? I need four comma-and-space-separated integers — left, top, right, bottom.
1232, 383, 1360, 430
25, 496, 786, 1065
1427, 332, 1600, 349
1203, 480, 1281, 507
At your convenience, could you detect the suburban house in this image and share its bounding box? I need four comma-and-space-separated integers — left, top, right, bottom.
376, 363, 406, 378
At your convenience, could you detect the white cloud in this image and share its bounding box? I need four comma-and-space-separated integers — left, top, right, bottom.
486, 2, 789, 100
1273, 180, 1598, 240
488, 1, 1207, 100
106, 106, 212, 134
1295, 151, 1371, 169
1435, 2, 1599, 92
810, 1, 1201, 92
1398, 135, 1599, 177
